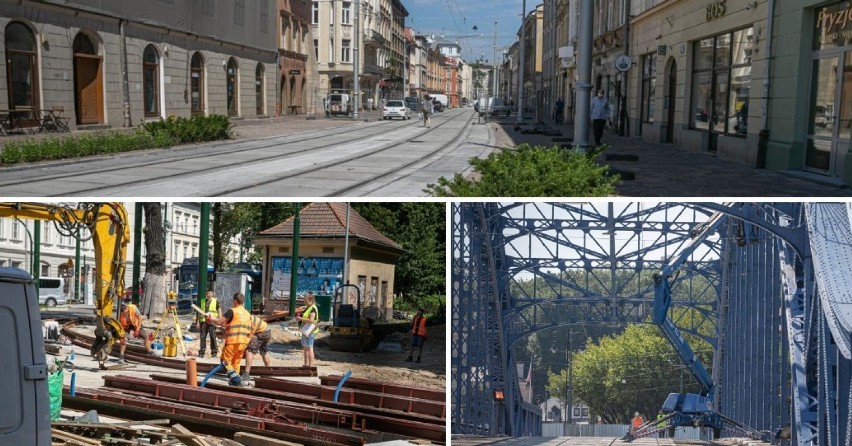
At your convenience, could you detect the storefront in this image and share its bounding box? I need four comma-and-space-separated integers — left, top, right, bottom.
628, 0, 766, 166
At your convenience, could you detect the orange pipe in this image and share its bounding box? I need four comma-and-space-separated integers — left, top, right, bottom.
186, 358, 197, 387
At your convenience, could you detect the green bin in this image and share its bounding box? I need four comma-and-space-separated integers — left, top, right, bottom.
315, 294, 332, 322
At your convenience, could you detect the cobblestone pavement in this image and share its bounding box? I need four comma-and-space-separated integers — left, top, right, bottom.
490, 116, 852, 197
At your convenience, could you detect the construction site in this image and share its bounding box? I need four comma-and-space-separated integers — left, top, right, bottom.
1, 202, 446, 446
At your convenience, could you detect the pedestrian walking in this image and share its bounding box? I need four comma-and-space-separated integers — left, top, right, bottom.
405, 308, 428, 363
117, 298, 153, 363
197, 290, 221, 358
421, 95, 434, 128
206, 292, 252, 386
242, 314, 271, 382
630, 411, 645, 435
297, 292, 320, 367
554, 97, 565, 123
591, 90, 611, 146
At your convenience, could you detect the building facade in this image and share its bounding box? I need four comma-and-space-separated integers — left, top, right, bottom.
277, 0, 315, 116
2, 0, 278, 130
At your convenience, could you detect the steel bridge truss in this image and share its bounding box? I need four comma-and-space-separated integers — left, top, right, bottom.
451, 202, 852, 446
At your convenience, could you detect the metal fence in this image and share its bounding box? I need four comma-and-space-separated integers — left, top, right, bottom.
541, 423, 707, 440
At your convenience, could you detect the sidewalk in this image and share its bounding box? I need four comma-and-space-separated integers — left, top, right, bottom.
491, 116, 852, 197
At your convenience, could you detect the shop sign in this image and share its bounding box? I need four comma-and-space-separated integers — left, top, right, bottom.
817, 4, 852, 43
706, 0, 726, 22
289, 70, 301, 75
657, 45, 667, 56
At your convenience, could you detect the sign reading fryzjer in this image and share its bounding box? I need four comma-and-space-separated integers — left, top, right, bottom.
270, 257, 343, 299
817, 3, 852, 45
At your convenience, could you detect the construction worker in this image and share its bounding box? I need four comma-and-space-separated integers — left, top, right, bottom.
207, 292, 251, 386
117, 298, 153, 363
242, 314, 271, 382
656, 410, 667, 438
631, 411, 645, 435
296, 292, 320, 367
197, 289, 221, 358
405, 308, 427, 363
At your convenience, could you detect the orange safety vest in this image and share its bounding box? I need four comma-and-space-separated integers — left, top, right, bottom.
224, 306, 252, 346
632, 416, 644, 428
250, 315, 268, 337
119, 303, 142, 331
411, 314, 427, 337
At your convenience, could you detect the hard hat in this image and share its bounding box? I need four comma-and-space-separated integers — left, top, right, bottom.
634, 412, 640, 416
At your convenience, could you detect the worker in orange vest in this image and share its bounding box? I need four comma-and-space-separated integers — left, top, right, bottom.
117, 298, 153, 364
207, 293, 252, 386
631, 411, 645, 434
406, 308, 428, 363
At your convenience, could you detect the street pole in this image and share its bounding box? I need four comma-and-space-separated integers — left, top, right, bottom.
567, 328, 573, 424
198, 203, 210, 311
289, 203, 301, 317
516, 0, 526, 123
74, 231, 80, 302
353, 0, 361, 119
573, 0, 593, 153
490, 21, 497, 122
132, 203, 142, 305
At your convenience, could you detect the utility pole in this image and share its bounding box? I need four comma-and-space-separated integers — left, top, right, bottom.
573, 0, 593, 153
490, 20, 498, 122
289, 203, 301, 316
353, 0, 361, 119
567, 328, 573, 424
516, 0, 526, 123
198, 203, 210, 310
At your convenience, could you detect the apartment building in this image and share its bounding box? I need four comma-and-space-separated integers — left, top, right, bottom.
277, 0, 315, 116
1, 0, 277, 129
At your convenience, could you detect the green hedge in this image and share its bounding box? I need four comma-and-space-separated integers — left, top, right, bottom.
0, 114, 232, 166
141, 114, 233, 144
425, 143, 619, 197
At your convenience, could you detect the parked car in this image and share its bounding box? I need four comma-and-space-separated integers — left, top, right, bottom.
478, 97, 510, 117
382, 100, 411, 120
38, 276, 67, 307
325, 93, 352, 116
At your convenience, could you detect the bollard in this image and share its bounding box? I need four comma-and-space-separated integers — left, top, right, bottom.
186, 358, 197, 387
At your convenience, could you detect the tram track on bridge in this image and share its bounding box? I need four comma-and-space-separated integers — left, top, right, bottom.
0, 117, 402, 195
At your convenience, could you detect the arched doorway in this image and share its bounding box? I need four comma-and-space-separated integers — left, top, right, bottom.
73, 31, 103, 125
190, 52, 205, 116
5, 22, 39, 117
226, 57, 238, 116
665, 59, 677, 144
255, 63, 264, 115
142, 45, 160, 117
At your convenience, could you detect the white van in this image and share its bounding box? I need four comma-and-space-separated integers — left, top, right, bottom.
38, 276, 67, 307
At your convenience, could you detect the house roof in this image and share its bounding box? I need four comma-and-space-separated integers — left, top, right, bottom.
257, 203, 403, 252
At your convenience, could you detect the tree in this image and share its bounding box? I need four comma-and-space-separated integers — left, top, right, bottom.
215, 202, 296, 265
139, 203, 168, 318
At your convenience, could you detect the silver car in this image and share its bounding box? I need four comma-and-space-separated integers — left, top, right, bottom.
382, 100, 411, 120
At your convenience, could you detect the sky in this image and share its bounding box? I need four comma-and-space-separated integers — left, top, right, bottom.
402, 0, 533, 64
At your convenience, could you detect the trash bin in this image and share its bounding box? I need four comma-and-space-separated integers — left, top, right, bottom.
316, 294, 332, 322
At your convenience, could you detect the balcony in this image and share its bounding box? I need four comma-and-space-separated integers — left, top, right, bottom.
364, 30, 386, 47
364, 62, 384, 76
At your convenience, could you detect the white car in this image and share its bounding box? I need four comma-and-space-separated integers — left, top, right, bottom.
382, 100, 411, 120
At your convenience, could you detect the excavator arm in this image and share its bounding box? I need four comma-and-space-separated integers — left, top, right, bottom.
0, 202, 129, 368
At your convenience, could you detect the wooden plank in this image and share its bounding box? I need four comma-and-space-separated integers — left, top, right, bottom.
234, 432, 303, 446
171, 423, 211, 446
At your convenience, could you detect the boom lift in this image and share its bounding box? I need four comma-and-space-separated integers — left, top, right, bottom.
624, 209, 770, 442
0, 202, 129, 369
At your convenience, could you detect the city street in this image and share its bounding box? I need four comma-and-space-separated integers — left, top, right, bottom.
0, 108, 494, 197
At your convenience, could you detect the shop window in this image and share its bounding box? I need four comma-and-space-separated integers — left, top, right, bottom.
190, 52, 205, 115
641, 53, 656, 123
256, 63, 265, 115
689, 28, 752, 136
5, 22, 39, 115
143, 45, 160, 117
227, 58, 239, 116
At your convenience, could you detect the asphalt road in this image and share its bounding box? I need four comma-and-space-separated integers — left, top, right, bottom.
0, 108, 494, 197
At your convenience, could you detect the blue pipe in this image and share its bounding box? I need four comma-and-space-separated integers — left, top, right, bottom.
333, 370, 353, 402
69, 371, 76, 397
201, 364, 224, 388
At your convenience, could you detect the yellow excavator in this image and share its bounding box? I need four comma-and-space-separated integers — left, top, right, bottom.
0, 202, 129, 368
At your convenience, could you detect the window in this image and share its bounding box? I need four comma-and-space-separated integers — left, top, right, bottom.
183, 244, 188, 261
641, 53, 656, 123
690, 28, 753, 136
191, 244, 197, 258
314, 39, 319, 62
342, 39, 351, 63
312, 1, 319, 24
12, 221, 19, 239
42, 225, 50, 243
202, 0, 214, 16
5, 22, 39, 116
190, 52, 205, 116
342, 2, 351, 24
41, 264, 50, 277
256, 63, 265, 115
329, 39, 334, 63
260, 0, 269, 33
143, 45, 160, 117
226, 58, 239, 116
235, 0, 245, 26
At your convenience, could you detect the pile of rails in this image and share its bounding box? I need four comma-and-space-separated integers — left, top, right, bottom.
63, 374, 446, 445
